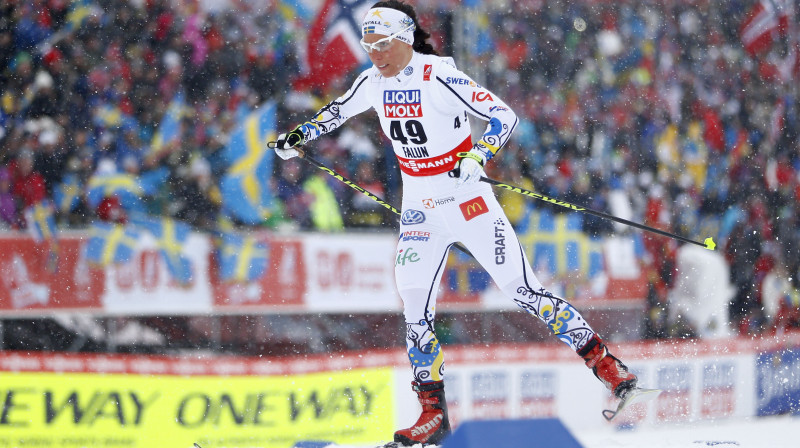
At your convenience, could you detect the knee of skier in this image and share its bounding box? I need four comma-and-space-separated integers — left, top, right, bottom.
398, 287, 437, 323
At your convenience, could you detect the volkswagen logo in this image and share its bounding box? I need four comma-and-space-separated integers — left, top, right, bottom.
401, 209, 426, 225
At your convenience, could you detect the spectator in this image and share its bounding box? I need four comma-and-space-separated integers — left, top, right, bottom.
11, 149, 46, 213
274, 158, 313, 229
346, 160, 386, 228
0, 166, 18, 228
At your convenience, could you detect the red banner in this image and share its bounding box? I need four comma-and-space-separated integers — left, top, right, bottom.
212, 236, 307, 311
0, 236, 103, 313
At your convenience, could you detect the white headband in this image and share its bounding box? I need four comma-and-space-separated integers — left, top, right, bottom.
361, 7, 416, 46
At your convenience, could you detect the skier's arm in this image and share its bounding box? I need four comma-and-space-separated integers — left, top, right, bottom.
434, 64, 518, 164
293, 71, 373, 144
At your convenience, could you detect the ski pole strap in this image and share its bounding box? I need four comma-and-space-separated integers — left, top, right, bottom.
457, 151, 485, 166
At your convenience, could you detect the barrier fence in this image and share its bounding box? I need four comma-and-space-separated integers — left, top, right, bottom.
0, 231, 646, 316
1, 333, 798, 448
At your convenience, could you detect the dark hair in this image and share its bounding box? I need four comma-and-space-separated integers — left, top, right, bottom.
372, 1, 438, 55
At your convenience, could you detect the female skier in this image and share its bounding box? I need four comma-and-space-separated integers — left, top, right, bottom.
275, 1, 637, 445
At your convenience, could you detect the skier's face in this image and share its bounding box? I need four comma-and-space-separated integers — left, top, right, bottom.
362, 33, 413, 78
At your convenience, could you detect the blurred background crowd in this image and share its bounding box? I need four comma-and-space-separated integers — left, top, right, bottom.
1, 0, 799, 354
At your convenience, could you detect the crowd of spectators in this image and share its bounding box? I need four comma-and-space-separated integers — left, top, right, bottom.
1, 0, 799, 349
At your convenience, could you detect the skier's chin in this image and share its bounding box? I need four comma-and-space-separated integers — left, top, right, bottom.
377, 64, 399, 77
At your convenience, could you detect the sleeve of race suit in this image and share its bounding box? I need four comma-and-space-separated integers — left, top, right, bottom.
434, 62, 518, 163
295, 69, 374, 143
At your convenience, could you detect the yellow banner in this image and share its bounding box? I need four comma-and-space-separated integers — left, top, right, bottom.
0, 368, 394, 448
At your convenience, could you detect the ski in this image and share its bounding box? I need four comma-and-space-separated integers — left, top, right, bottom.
602, 387, 662, 421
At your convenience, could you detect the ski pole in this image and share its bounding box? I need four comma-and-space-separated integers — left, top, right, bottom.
267, 142, 474, 256
268, 142, 400, 214
448, 169, 716, 251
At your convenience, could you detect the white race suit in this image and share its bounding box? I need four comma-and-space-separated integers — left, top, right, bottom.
295, 51, 597, 383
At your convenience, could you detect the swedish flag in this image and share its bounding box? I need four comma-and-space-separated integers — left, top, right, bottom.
217, 232, 269, 283
93, 104, 123, 128
86, 168, 168, 210
93, 103, 139, 132
64, 0, 95, 32
131, 215, 193, 285
24, 199, 57, 243
85, 222, 139, 266
220, 102, 277, 225
54, 174, 82, 213
149, 91, 186, 160
520, 209, 604, 278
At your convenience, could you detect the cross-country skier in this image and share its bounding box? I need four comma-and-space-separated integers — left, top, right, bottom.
275, 1, 638, 444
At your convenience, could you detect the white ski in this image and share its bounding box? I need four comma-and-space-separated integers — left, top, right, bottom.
602, 387, 662, 421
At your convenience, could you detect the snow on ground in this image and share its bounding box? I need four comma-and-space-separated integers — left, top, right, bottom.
574, 414, 799, 448
334, 414, 799, 448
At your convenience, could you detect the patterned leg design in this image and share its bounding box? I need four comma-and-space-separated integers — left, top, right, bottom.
405, 320, 445, 383
512, 286, 595, 351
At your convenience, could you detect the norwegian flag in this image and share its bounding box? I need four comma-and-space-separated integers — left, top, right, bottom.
293, 0, 375, 90
740, 0, 792, 56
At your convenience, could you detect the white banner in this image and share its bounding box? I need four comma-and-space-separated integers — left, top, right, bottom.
102, 233, 212, 314
301, 233, 401, 312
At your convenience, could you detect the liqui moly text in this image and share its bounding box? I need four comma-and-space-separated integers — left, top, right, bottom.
384, 90, 422, 118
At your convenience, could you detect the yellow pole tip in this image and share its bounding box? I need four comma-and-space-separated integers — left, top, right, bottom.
704, 237, 716, 251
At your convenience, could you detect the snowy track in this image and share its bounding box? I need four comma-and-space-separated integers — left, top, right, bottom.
334, 414, 799, 448
576, 415, 799, 448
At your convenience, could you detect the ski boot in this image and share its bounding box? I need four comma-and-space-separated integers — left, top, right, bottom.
394, 380, 451, 446
578, 336, 637, 398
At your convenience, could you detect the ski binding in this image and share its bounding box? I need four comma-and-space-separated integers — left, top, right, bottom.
602, 387, 662, 421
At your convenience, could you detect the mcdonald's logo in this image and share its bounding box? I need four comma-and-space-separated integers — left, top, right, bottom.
459, 196, 488, 221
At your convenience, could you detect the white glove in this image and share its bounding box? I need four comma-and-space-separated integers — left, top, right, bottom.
455, 152, 485, 187
274, 128, 304, 160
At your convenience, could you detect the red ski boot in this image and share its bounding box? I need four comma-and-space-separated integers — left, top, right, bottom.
394, 380, 451, 446
578, 336, 637, 398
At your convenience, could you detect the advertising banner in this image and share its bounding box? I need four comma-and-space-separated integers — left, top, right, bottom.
0, 368, 395, 448
102, 232, 212, 314
0, 230, 648, 316
1, 333, 799, 445
756, 348, 800, 416
301, 233, 400, 312
212, 236, 307, 312
0, 236, 103, 313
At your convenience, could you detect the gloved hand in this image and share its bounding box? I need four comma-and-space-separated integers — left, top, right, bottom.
275, 127, 305, 160
455, 150, 486, 187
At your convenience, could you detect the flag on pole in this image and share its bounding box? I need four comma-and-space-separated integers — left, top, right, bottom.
24, 199, 58, 243
293, 0, 374, 90
84, 222, 139, 266
521, 209, 604, 278
216, 232, 269, 283
740, 0, 792, 56
64, 0, 96, 32
131, 215, 194, 285
149, 91, 186, 161
220, 102, 278, 225
86, 168, 168, 210
54, 174, 82, 213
